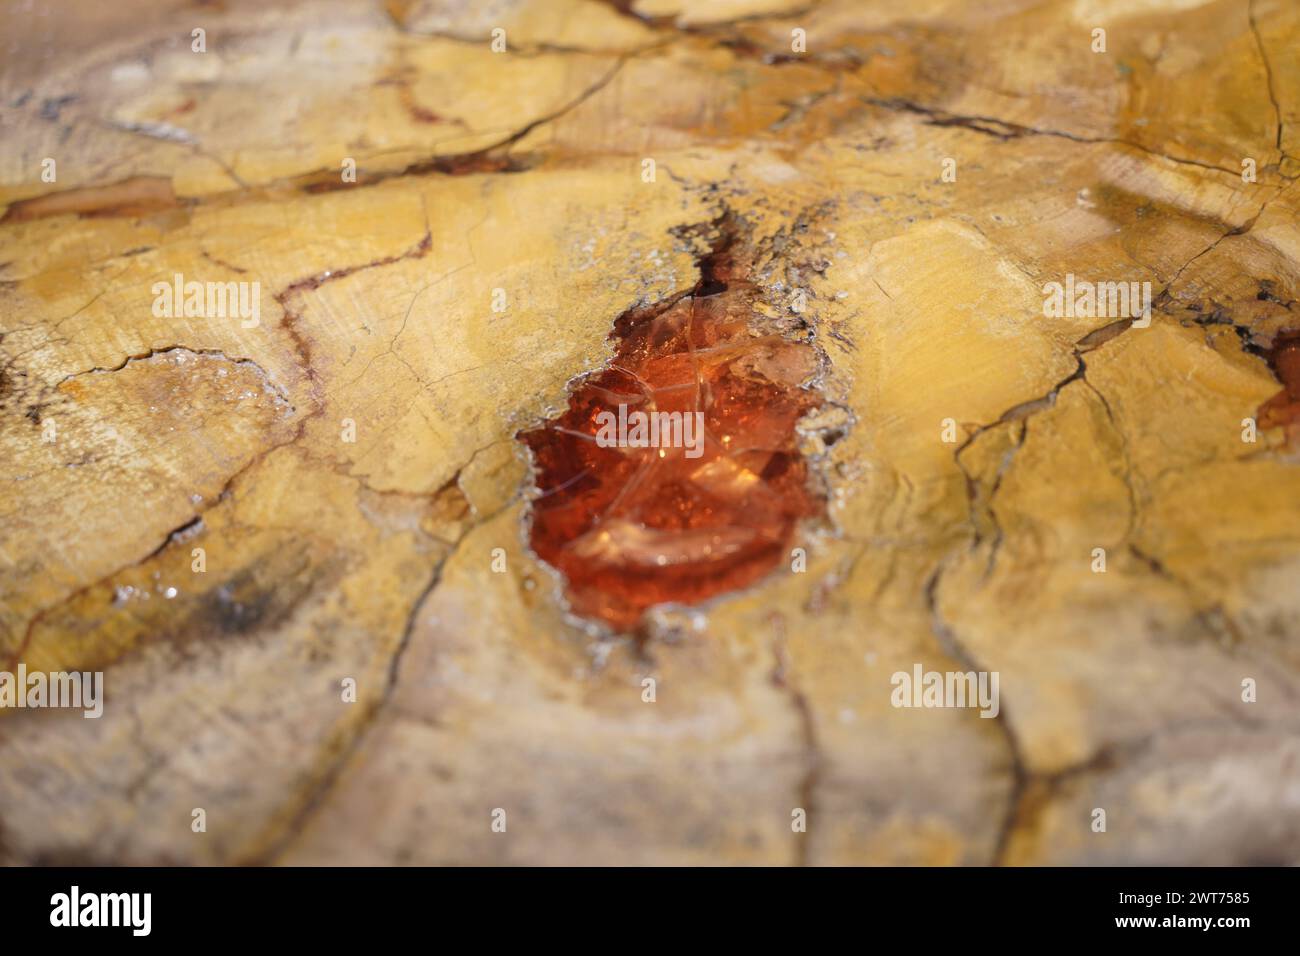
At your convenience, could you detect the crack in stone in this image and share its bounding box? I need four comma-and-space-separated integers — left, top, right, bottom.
953, 358, 1085, 546
280, 55, 626, 190
768, 610, 821, 867
1, 58, 627, 227
2, 416, 303, 671
1160, 194, 1276, 294
1248, 0, 1295, 169
996, 710, 1300, 863
1124, 542, 1246, 651
922, 561, 1026, 866
864, 96, 1244, 178
595, 0, 867, 75
978, 419, 1029, 580
51, 344, 293, 406
275, 227, 433, 407
1079, 374, 1140, 544
954, 185, 1281, 555
334, 249, 479, 397
599, 0, 817, 34
247, 484, 520, 865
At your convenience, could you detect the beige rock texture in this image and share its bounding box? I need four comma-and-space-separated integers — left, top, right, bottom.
0, 0, 1297, 865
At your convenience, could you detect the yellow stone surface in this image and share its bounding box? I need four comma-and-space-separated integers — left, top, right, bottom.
0, 0, 1297, 865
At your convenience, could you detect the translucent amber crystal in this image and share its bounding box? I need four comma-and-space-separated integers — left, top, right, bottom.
520, 225, 825, 631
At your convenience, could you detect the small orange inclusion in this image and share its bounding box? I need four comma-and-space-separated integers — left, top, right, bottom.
520, 224, 824, 631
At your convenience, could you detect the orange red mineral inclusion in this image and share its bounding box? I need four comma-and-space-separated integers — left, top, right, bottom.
1259, 332, 1300, 445
520, 239, 824, 631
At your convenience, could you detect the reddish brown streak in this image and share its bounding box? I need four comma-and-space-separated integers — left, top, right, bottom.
1258, 330, 1300, 445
